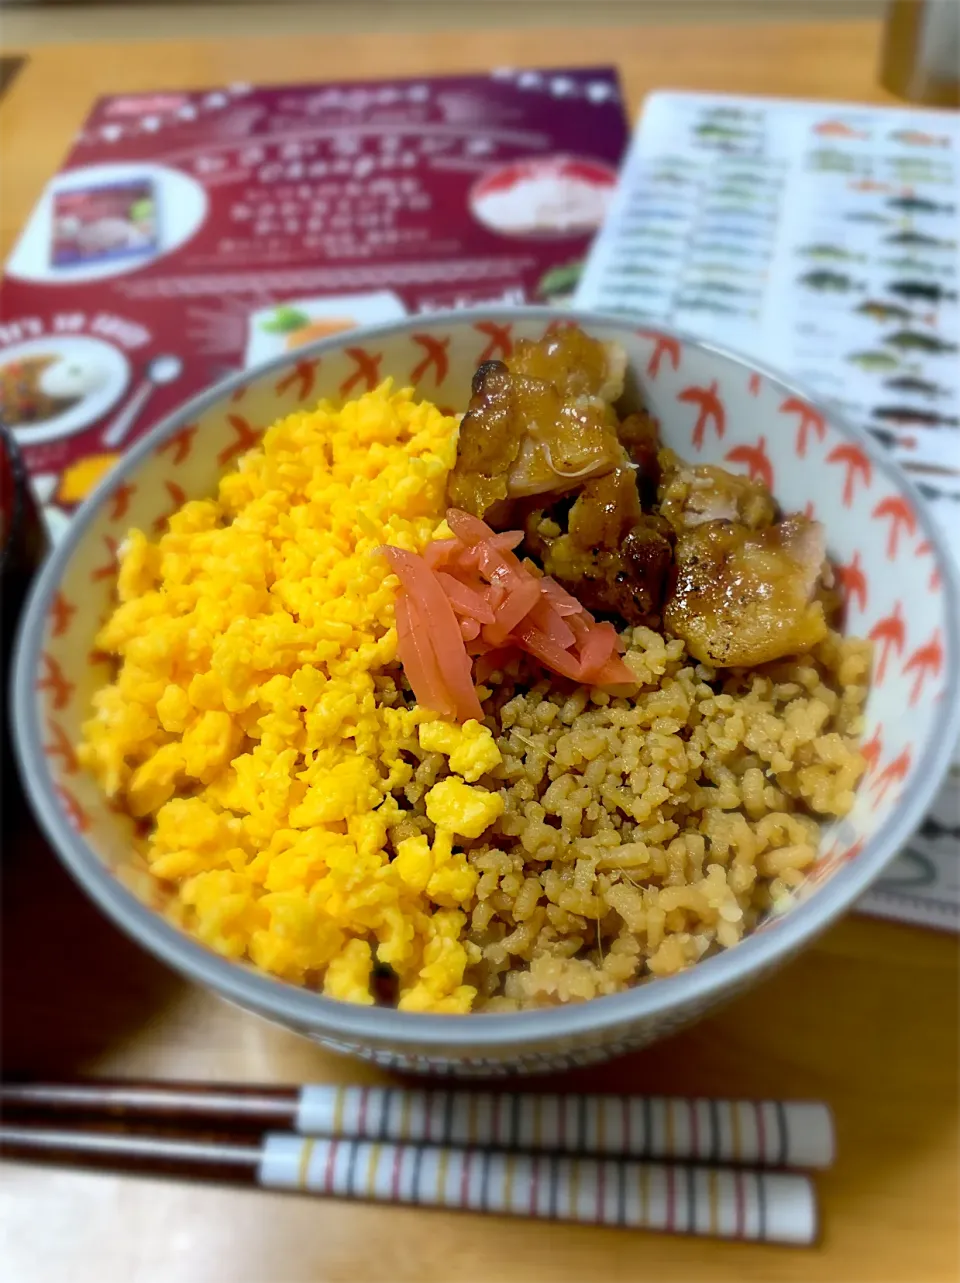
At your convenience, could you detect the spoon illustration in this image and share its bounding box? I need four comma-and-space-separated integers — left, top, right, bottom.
102, 354, 183, 449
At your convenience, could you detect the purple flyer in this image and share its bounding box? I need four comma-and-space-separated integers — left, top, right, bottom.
0, 67, 628, 531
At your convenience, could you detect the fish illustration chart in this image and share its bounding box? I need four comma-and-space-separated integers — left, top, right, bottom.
575, 90, 960, 936
575, 90, 960, 518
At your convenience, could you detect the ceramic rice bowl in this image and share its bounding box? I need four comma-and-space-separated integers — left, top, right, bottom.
12, 308, 960, 1075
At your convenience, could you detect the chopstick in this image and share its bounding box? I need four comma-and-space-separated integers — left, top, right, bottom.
0, 1079, 835, 1170
0, 1122, 818, 1244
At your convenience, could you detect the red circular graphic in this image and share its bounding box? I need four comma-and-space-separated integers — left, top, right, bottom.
468, 155, 617, 239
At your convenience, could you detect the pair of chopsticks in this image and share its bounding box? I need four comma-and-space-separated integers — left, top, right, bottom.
0, 1080, 833, 1244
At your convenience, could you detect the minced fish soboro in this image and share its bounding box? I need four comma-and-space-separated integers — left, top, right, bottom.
79, 329, 870, 1013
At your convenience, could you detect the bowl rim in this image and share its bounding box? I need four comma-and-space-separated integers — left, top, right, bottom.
12, 305, 960, 1052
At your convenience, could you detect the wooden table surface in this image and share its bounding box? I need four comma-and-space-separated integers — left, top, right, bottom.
2, 20, 958, 1283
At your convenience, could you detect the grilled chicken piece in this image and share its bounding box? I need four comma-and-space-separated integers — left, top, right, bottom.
568, 464, 643, 547
446, 359, 519, 518
618, 410, 662, 506
449, 329, 676, 621
509, 326, 627, 402
526, 469, 674, 623
664, 514, 829, 667
658, 448, 777, 533
446, 330, 627, 518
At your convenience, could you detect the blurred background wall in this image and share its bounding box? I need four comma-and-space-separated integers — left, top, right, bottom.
2, 0, 890, 46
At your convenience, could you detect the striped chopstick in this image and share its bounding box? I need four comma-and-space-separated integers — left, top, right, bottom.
0, 1124, 817, 1244
0, 1080, 835, 1170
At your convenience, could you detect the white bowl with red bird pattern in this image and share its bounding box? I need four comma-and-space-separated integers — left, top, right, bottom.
12, 309, 960, 1074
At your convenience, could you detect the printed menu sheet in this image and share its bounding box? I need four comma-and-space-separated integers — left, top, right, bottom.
577, 91, 960, 932
0, 68, 628, 539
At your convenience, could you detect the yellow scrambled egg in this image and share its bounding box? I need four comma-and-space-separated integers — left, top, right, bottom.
78, 384, 505, 1013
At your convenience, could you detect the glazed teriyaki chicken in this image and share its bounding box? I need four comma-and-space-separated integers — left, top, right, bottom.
447, 326, 833, 667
